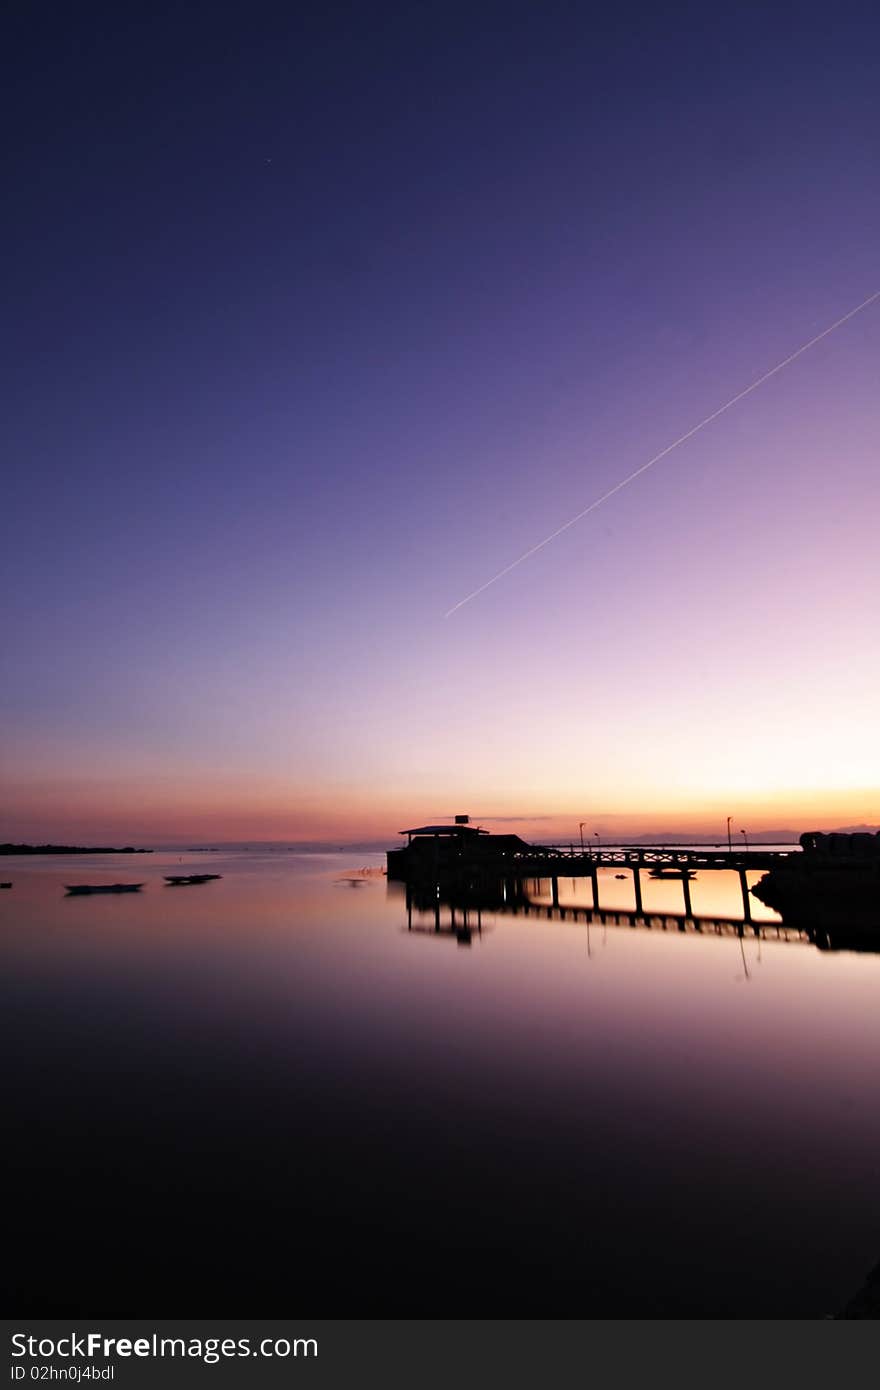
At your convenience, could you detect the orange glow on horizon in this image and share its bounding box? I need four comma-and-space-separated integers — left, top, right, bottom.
3, 768, 877, 846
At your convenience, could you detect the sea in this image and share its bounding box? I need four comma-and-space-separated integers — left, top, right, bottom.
3, 847, 879, 1317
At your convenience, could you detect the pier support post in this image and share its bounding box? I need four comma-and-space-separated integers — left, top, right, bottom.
738, 868, 753, 924
590, 866, 600, 911
682, 874, 694, 919
551, 876, 560, 908
633, 866, 643, 915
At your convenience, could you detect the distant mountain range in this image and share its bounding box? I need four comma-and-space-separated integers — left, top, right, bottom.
542, 826, 880, 846
828, 825, 880, 835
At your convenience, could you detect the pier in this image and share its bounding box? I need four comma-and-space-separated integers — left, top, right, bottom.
481, 844, 788, 925
499, 844, 789, 871
387, 822, 796, 926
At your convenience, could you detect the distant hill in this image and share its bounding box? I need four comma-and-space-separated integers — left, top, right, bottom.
532, 831, 803, 846
550, 825, 879, 846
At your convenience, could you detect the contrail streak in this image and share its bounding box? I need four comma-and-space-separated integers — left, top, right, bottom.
445, 287, 880, 617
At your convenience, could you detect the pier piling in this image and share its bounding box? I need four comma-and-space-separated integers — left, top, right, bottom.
682, 873, 694, 919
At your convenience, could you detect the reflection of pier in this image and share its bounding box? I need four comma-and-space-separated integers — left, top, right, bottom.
404, 883, 486, 946
501, 891, 804, 943
403, 877, 804, 947
400, 876, 879, 953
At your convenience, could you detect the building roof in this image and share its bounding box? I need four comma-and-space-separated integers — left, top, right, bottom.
399, 824, 489, 836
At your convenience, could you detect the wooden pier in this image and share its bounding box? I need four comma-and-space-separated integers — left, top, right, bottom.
390, 831, 796, 921
389, 825, 792, 875
508, 844, 790, 871
492, 845, 792, 925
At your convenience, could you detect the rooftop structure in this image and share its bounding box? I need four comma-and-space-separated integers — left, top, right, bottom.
399, 822, 489, 845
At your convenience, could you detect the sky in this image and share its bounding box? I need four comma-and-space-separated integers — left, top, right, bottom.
3, 1, 879, 845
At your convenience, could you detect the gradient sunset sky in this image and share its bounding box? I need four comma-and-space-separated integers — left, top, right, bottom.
4, 2, 879, 844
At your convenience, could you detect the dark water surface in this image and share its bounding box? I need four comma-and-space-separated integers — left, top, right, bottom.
3, 850, 879, 1316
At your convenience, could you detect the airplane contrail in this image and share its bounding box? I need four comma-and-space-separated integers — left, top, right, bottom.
445, 286, 880, 618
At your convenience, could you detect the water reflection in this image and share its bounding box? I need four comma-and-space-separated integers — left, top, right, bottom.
400, 869, 872, 957
2, 849, 880, 1318
404, 885, 488, 946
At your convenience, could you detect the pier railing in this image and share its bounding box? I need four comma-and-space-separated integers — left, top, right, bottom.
496, 844, 794, 873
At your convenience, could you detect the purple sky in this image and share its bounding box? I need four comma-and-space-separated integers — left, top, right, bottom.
3, 2, 879, 842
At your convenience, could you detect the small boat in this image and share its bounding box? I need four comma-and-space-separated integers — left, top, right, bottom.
0, 881, 11, 889
65, 883, 144, 896
164, 873, 222, 886
649, 867, 697, 880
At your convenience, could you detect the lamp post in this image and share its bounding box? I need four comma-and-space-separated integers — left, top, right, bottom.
579, 822, 585, 853
594, 831, 601, 854
741, 828, 749, 853
726, 816, 732, 853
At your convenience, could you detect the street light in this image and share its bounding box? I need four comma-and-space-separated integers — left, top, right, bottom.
726, 816, 732, 853
740, 828, 749, 853
594, 831, 601, 853
579, 822, 585, 853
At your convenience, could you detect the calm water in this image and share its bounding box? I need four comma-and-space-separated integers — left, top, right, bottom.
3, 849, 879, 1317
